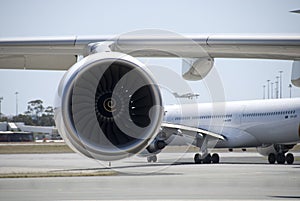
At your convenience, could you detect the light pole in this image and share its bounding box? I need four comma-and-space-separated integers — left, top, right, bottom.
15, 92, 19, 116
267, 80, 270, 99
271, 82, 274, 99
0, 97, 3, 118
263, 85, 266, 99
289, 84, 292, 98
279, 71, 283, 98
276, 76, 279, 98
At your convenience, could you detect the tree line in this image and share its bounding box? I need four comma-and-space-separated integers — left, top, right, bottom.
0, 99, 55, 126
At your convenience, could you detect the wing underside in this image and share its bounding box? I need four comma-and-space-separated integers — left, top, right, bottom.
1, 35, 300, 70
161, 122, 225, 141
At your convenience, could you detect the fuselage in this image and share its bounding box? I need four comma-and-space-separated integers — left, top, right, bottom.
164, 98, 300, 148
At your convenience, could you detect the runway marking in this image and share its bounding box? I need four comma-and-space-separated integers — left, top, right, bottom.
61, 200, 285, 201
0, 171, 116, 178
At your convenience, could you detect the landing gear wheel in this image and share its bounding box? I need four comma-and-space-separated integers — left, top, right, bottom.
277, 153, 286, 164
211, 153, 220, 163
152, 155, 157, 163
268, 153, 276, 164
286, 153, 294, 165
203, 154, 212, 164
194, 153, 202, 164
147, 155, 157, 163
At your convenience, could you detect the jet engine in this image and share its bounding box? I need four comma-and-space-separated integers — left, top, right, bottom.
54, 52, 164, 161
256, 144, 295, 156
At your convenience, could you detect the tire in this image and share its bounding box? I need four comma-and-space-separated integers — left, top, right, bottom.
211, 153, 220, 163
147, 155, 157, 163
286, 153, 294, 165
268, 153, 276, 164
203, 154, 212, 164
152, 155, 157, 163
277, 153, 286, 164
194, 153, 202, 164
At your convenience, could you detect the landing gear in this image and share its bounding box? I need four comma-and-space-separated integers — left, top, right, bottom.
147, 155, 157, 163
268, 153, 276, 164
267, 153, 294, 164
194, 153, 220, 164
277, 153, 285, 164
286, 153, 294, 165
203, 153, 211, 164
193, 134, 220, 164
211, 153, 220, 163
194, 153, 202, 164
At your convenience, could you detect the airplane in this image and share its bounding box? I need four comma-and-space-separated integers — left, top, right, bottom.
0, 34, 300, 165
173, 92, 200, 99
155, 98, 300, 164
291, 10, 300, 14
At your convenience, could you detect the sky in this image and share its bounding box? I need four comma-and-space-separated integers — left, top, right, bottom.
0, 0, 300, 115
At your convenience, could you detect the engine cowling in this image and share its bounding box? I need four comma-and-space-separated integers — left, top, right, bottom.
54, 52, 163, 161
292, 60, 300, 87
257, 144, 295, 156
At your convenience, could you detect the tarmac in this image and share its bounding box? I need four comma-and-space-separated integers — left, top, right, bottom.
0, 152, 299, 200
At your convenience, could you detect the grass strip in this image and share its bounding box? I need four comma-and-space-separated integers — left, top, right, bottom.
0, 144, 74, 154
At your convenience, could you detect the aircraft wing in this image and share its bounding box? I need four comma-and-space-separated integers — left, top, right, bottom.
0, 35, 300, 70
161, 122, 225, 141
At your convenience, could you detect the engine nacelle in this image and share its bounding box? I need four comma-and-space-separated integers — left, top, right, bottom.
292, 60, 300, 87
256, 145, 277, 156
54, 52, 163, 161
256, 144, 295, 156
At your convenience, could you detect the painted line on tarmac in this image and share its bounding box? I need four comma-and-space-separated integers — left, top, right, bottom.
0, 170, 117, 178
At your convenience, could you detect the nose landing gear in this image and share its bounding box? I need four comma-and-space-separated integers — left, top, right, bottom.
147, 155, 158, 163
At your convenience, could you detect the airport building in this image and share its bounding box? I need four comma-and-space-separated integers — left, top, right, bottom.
0, 122, 60, 142
0, 122, 34, 142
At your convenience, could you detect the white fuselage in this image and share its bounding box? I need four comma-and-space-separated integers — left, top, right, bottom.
164, 98, 300, 148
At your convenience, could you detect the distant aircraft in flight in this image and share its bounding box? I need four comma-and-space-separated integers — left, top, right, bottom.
173, 92, 200, 99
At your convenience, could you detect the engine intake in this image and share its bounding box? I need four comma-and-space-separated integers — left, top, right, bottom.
55, 52, 163, 161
